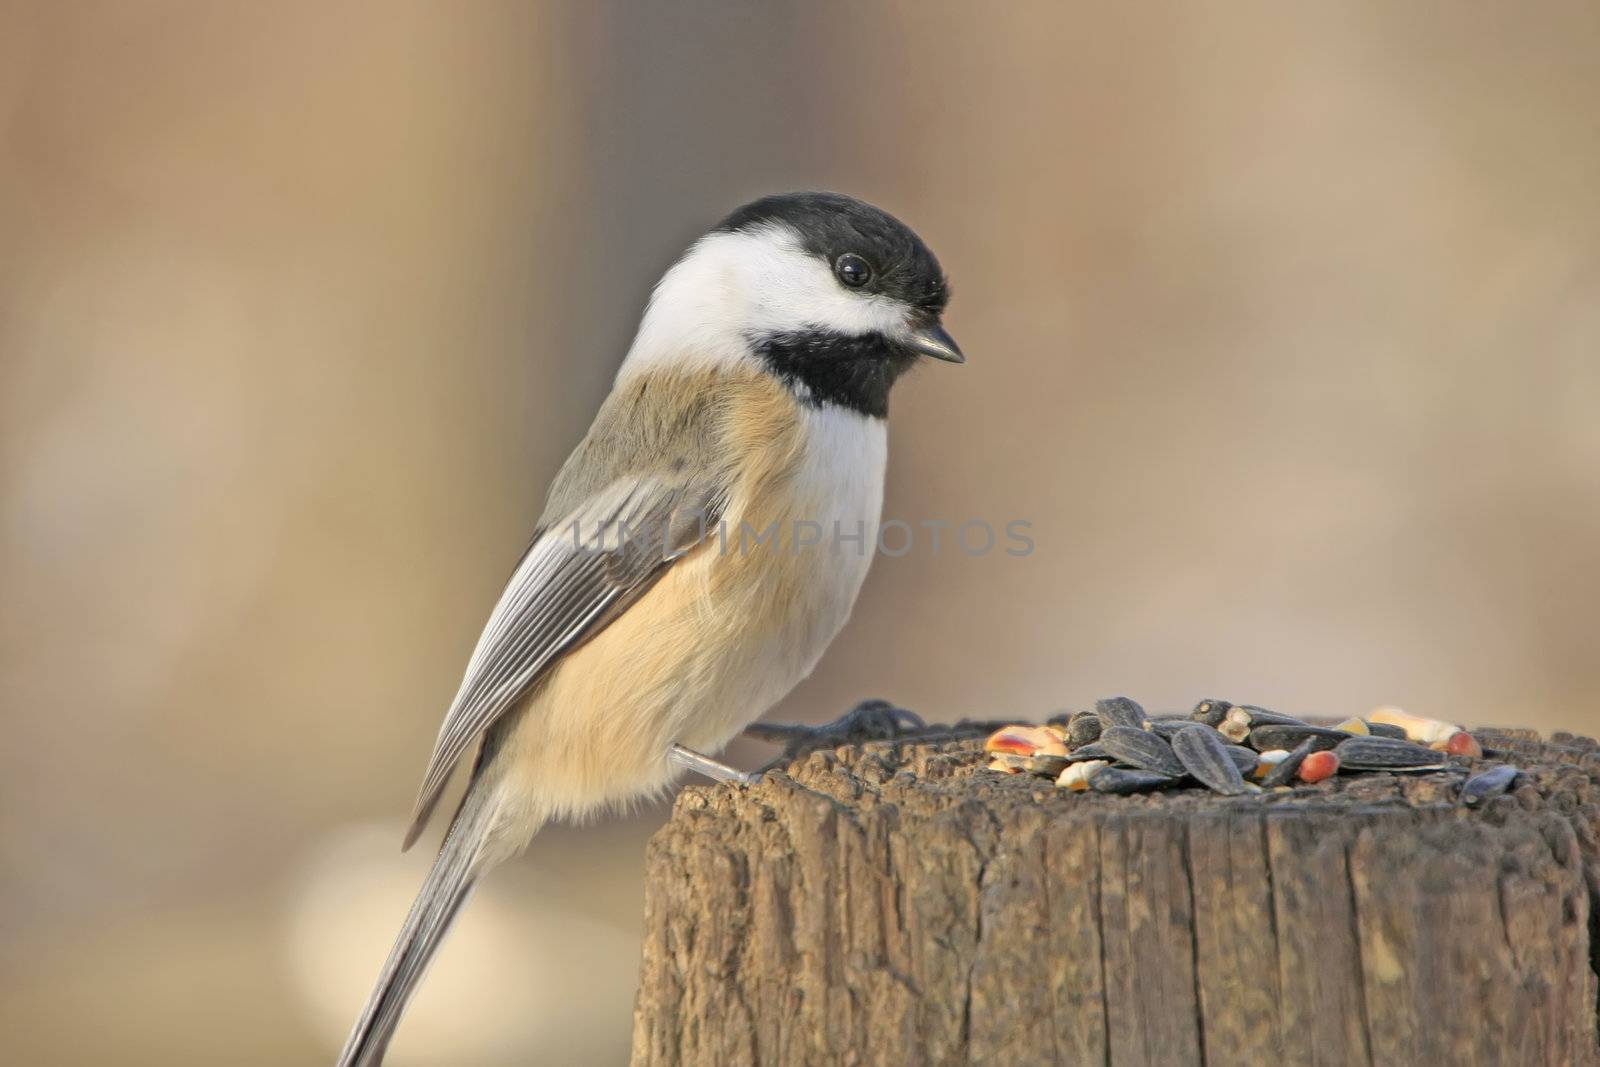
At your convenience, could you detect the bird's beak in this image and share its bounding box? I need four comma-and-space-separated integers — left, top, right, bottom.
906, 323, 965, 364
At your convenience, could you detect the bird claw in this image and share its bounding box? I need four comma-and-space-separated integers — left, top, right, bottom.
818, 699, 926, 739
745, 699, 927, 764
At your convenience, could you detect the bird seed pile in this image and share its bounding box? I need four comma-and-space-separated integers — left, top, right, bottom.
985, 697, 1519, 802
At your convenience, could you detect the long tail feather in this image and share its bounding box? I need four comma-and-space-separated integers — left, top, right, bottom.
335, 793, 499, 1067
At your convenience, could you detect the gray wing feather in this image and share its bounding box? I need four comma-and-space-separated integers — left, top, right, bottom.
402, 475, 722, 848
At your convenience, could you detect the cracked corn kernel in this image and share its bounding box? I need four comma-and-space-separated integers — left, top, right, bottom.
984, 725, 1067, 758
1298, 750, 1340, 783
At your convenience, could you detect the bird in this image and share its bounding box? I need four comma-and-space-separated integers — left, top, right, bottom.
336, 191, 961, 1066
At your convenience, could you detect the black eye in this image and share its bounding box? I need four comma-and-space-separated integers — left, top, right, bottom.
834, 253, 871, 288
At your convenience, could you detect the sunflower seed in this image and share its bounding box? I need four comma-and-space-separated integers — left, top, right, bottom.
1247, 723, 1348, 753
1333, 735, 1449, 770
1099, 725, 1186, 777
1065, 710, 1103, 748
1460, 764, 1519, 805
1222, 744, 1259, 773
1233, 705, 1310, 727
1094, 696, 1148, 729
987, 754, 1029, 774
1260, 738, 1317, 788
1089, 767, 1177, 794
1027, 753, 1070, 778
979, 696, 1487, 799
1171, 724, 1250, 795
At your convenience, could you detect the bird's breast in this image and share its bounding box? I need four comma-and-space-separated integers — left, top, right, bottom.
734, 398, 886, 630
493, 377, 888, 822
672, 396, 887, 746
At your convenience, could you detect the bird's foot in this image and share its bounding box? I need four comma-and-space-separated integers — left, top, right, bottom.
669, 743, 762, 786
744, 699, 927, 763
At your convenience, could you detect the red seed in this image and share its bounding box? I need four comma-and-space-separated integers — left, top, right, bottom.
985, 735, 1033, 756
1298, 750, 1340, 783
984, 725, 1067, 758
1441, 730, 1483, 759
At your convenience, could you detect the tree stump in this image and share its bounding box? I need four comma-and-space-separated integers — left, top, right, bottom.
631, 725, 1600, 1066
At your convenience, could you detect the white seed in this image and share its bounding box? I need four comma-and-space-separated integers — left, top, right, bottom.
1057, 759, 1110, 791
1251, 749, 1291, 779
1367, 706, 1459, 745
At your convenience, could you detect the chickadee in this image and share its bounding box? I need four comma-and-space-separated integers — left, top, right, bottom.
337, 191, 961, 1066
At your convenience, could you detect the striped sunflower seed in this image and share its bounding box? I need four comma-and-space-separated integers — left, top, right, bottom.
1223, 744, 1260, 774
1099, 725, 1186, 778
1065, 710, 1103, 748
1027, 753, 1071, 778
1170, 724, 1250, 796
1189, 698, 1233, 726
1089, 767, 1177, 794
1333, 735, 1449, 770
987, 754, 1030, 774
1247, 723, 1348, 754
1095, 696, 1148, 730
1233, 705, 1311, 727
1460, 764, 1519, 805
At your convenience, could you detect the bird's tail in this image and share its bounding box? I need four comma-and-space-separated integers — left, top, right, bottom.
335, 789, 504, 1067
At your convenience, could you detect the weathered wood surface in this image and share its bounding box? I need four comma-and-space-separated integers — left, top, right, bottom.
631, 726, 1600, 1066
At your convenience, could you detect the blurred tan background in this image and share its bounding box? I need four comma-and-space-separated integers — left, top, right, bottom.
4, 1, 1599, 1063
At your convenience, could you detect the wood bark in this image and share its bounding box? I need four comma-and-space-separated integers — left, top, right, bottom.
631, 726, 1600, 1066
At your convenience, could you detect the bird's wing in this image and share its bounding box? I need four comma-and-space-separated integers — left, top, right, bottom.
403, 474, 725, 848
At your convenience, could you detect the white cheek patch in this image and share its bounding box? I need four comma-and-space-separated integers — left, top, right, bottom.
736, 225, 907, 338
620, 224, 909, 378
